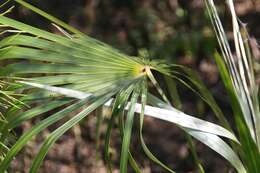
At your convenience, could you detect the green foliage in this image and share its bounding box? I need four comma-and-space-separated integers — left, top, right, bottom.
0, 0, 258, 173
205, 0, 260, 172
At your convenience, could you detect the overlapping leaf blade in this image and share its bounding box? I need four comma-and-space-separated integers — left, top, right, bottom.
0, 4, 147, 172
0, 1, 254, 173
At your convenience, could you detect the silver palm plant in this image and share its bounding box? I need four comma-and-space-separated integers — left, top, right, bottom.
0, 0, 258, 173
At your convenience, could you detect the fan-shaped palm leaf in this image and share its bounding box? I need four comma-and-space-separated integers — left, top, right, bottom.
0, 1, 248, 173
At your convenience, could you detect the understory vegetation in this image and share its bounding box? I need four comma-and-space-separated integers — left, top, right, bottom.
0, 0, 259, 172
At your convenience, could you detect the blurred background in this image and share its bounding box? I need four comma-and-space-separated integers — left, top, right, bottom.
4, 0, 260, 172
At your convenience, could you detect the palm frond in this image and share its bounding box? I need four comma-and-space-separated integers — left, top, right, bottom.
205, 0, 260, 143
205, 0, 260, 172
0, 1, 249, 173
0, 76, 23, 162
